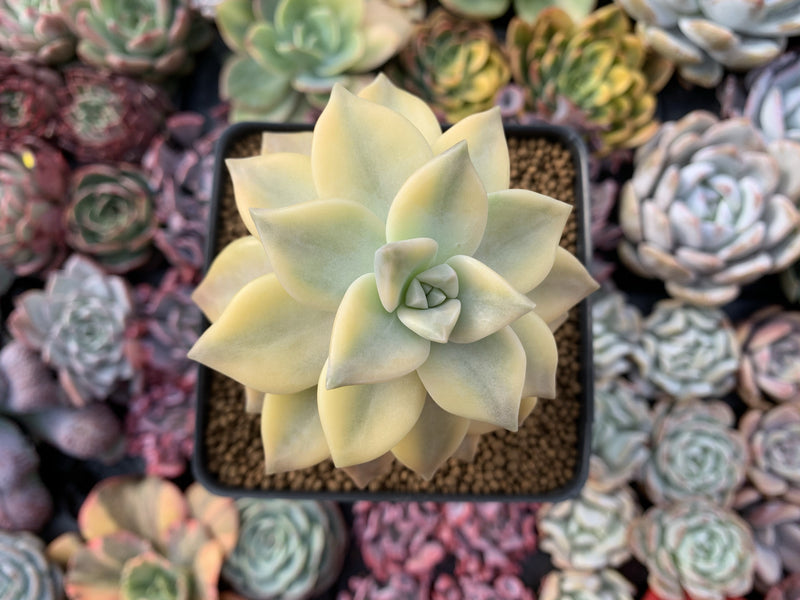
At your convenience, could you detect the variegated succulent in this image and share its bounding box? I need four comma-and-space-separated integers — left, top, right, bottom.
506, 5, 673, 157
619, 111, 800, 306
639, 299, 740, 400
222, 499, 346, 600
739, 500, 800, 590
538, 478, 639, 570
0, 57, 61, 144
737, 306, 800, 408
217, 0, 423, 122
592, 288, 646, 384
630, 498, 755, 600
441, 0, 596, 20
52, 476, 238, 600
539, 569, 635, 600
0, 530, 62, 599
0, 0, 75, 64
615, 0, 800, 87
388, 9, 510, 123
643, 399, 747, 506
189, 74, 597, 480
58, 0, 212, 80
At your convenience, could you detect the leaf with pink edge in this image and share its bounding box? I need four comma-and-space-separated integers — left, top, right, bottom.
186, 483, 239, 556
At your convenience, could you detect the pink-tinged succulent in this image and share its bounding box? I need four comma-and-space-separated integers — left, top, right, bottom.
766, 573, 800, 600
54, 476, 238, 600
592, 288, 646, 385
630, 498, 755, 600
432, 573, 534, 600
738, 500, 800, 590
0, 341, 62, 414
737, 307, 800, 408
0, 416, 53, 532
0, 0, 76, 64
56, 65, 171, 164
0, 530, 63, 599
0, 138, 69, 278
540, 569, 635, 600
590, 179, 623, 283
438, 502, 537, 579
0, 57, 61, 144
538, 478, 639, 570
338, 573, 427, 600
9, 255, 134, 406
644, 399, 747, 506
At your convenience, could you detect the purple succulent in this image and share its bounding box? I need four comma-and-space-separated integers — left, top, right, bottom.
338, 573, 427, 600
0, 57, 61, 144
432, 573, 534, 600
590, 179, 623, 283
739, 500, 800, 590
766, 573, 800, 600
0, 341, 62, 414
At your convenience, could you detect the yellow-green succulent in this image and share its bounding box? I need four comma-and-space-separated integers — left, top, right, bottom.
189, 74, 597, 481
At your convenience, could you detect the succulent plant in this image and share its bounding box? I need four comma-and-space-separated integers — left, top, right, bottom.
56, 65, 171, 164
639, 299, 740, 400
441, 0, 596, 20
217, 0, 423, 122
0, 0, 75, 64
0, 139, 69, 278
739, 500, 800, 589
591, 288, 646, 384
0, 341, 61, 415
58, 0, 212, 80
766, 573, 800, 600
339, 573, 427, 600
506, 5, 673, 157
538, 478, 639, 570
222, 499, 346, 600
190, 0, 223, 18
65, 164, 157, 274
630, 498, 755, 600
0, 57, 61, 144
387, 9, 511, 123
0, 530, 62, 599
56, 476, 238, 600
737, 306, 800, 408
615, 0, 800, 87
643, 399, 747, 506
539, 569, 635, 600
783, 260, 800, 304
8, 254, 134, 407
619, 111, 800, 306
189, 74, 598, 479
432, 573, 535, 600
591, 378, 651, 491
590, 179, 623, 282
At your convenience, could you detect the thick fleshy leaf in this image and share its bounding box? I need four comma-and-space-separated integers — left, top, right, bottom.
341, 453, 395, 489
318, 363, 426, 467
447, 255, 535, 344
397, 299, 462, 343
261, 131, 313, 156
252, 199, 385, 310
186, 483, 238, 556
374, 238, 438, 312
510, 311, 559, 398
472, 189, 572, 293
227, 153, 317, 236
188, 274, 335, 394
244, 387, 263, 413
192, 236, 271, 322
260, 387, 330, 474
391, 396, 470, 480
431, 107, 510, 193
312, 84, 433, 222
386, 142, 488, 262
66, 532, 152, 600
216, 0, 254, 50
527, 247, 599, 325
417, 327, 526, 430
467, 396, 539, 435
327, 274, 430, 388
357, 73, 443, 146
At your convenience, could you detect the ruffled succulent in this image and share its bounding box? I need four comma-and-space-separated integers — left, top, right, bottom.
58, 0, 212, 80
737, 306, 800, 408
639, 299, 740, 400
644, 399, 747, 506
619, 110, 800, 305
615, 0, 800, 87
217, 0, 423, 122
8, 255, 134, 406
0, 530, 62, 599
54, 476, 238, 600
591, 378, 651, 491
739, 500, 800, 589
506, 5, 673, 157
56, 65, 171, 164
190, 74, 598, 479
592, 288, 646, 384
222, 499, 346, 600
0, 0, 75, 63
539, 569, 635, 600
538, 478, 639, 570
0, 57, 61, 144
767, 573, 800, 600
0, 139, 69, 278
432, 573, 534, 600
440, 0, 595, 20
65, 164, 157, 274
630, 498, 755, 600
388, 9, 510, 123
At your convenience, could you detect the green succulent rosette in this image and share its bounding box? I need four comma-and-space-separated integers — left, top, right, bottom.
0, 531, 62, 600
539, 568, 635, 600
0, 0, 75, 64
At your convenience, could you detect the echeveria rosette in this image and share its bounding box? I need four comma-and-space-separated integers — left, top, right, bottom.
539, 569, 635, 600
440, 0, 596, 21
630, 499, 755, 600
592, 288, 647, 385
0, 0, 75, 64
0, 531, 62, 600
0, 58, 61, 144
222, 499, 346, 600
619, 111, 800, 306
644, 399, 747, 506
738, 500, 800, 590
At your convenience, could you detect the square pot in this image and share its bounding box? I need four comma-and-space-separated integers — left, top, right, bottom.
193, 122, 594, 502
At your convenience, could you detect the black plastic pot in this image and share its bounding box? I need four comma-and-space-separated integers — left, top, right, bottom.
193, 121, 594, 502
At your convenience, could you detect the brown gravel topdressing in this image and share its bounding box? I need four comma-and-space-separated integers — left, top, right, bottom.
199, 127, 588, 499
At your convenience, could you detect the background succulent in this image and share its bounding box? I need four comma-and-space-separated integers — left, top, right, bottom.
441, 0, 596, 20
738, 500, 800, 590
0, 0, 75, 64
590, 179, 623, 282
619, 110, 800, 306
0, 57, 61, 144
339, 573, 426, 600
766, 573, 800, 600
432, 572, 534, 600
0, 530, 62, 599
615, 0, 800, 87
222, 499, 347, 600
592, 288, 646, 384
388, 8, 510, 123
539, 569, 635, 600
